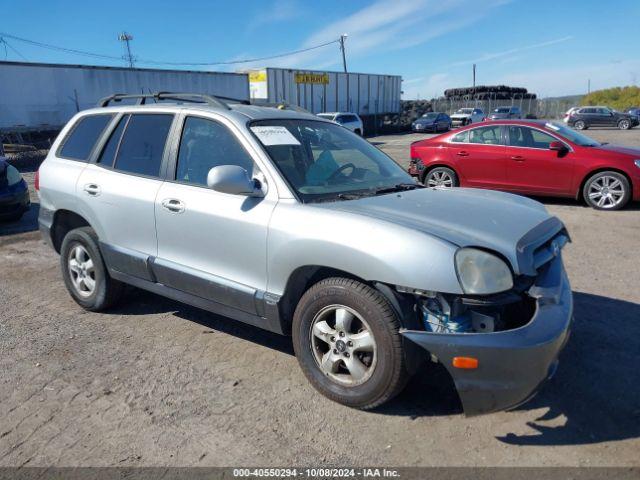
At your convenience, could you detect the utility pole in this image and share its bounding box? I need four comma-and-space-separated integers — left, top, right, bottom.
472, 63, 476, 90
339, 34, 348, 73
119, 32, 135, 68
587, 78, 591, 94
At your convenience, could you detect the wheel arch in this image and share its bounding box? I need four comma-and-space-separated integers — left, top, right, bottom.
51, 209, 92, 253
278, 265, 419, 334
576, 167, 633, 201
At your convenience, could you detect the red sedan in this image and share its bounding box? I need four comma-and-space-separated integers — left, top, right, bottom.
408, 120, 640, 210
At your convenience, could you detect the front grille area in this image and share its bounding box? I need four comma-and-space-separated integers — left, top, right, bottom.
532, 231, 569, 271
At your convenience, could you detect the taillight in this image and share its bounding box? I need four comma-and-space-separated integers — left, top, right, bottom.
34, 169, 39, 191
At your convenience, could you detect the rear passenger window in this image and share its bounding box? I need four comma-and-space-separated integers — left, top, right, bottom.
469, 126, 503, 145
451, 130, 468, 143
59, 115, 113, 161
113, 114, 173, 177
97, 116, 128, 166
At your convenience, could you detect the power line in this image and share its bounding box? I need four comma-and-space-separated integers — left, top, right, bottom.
0, 31, 341, 68
0, 37, 28, 61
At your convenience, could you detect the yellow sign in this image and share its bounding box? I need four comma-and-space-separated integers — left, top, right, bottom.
249, 70, 267, 82
294, 73, 329, 85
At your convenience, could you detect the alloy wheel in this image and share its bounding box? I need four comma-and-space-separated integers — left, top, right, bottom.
588, 175, 626, 209
310, 305, 377, 386
68, 244, 96, 297
427, 170, 454, 188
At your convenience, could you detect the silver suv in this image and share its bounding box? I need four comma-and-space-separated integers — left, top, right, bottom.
37, 93, 573, 415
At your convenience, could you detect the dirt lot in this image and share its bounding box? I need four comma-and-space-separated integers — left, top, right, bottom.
1, 127, 639, 467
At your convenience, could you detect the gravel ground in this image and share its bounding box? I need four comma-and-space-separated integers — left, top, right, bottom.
1, 127, 639, 467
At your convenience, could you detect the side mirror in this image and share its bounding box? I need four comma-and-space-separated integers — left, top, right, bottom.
207, 165, 264, 197
549, 141, 567, 152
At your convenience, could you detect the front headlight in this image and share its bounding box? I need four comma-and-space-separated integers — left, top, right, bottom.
455, 248, 513, 294
6, 164, 23, 186
634, 159, 640, 169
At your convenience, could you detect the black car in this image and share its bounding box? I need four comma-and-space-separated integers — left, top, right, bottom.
0, 152, 30, 222
567, 106, 638, 130
411, 112, 451, 133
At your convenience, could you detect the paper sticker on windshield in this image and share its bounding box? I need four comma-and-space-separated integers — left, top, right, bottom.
250, 126, 300, 146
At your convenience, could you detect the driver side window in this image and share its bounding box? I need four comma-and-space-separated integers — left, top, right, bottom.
175, 116, 255, 186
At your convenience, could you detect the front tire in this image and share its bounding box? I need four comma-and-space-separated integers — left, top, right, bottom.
583, 171, 630, 210
618, 119, 631, 130
60, 227, 124, 311
292, 278, 408, 410
574, 120, 587, 130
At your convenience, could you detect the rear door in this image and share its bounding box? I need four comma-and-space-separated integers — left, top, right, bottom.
76, 112, 175, 276
504, 125, 574, 194
447, 125, 508, 188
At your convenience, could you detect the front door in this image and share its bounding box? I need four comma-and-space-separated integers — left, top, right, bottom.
154, 115, 277, 315
504, 125, 574, 195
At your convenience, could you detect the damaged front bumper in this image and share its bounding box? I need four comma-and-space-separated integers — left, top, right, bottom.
401, 255, 573, 416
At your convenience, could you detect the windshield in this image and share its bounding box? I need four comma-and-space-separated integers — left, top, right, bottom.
545, 122, 601, 146
494, 107, 510, 113
421, 113, 438, 119
316, 113, 335, 120
456, 108, 473, 114
251, 119, 414, 203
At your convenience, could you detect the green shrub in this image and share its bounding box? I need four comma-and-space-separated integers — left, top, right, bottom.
581, 86, 640, 111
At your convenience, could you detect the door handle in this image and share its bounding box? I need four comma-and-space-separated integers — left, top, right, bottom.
83, 183, 101, 196
511, 155, 525, 161
161, 198, 185, 213
456, 151, 469, 157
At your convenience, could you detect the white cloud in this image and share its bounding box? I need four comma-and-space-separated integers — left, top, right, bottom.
246, 0, 301, 32
248, 0, 512, 70
445, 36, 574, 68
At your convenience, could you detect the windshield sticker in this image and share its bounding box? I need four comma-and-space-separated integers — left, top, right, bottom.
251, 126, 301, 146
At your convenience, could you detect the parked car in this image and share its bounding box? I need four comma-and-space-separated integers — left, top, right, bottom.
567, 106, 638, 130
316, 112, 364, 135
488, 106, 521, 120
0, 151, 30, 222
411, 112, 451, 132
626, 107, 640, 121
409, 120, 640, 210
450, 108, 485, 127
37, 92, 573, 416
563, 107, 581, 123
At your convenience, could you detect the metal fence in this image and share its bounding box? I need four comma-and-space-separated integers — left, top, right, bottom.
428, 96, 577, 120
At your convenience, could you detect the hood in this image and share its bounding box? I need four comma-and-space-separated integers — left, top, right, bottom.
414, 117, 436, 124
490, 112, 509, 119
595, 144, 640, 157
451, 113, 472, 119
316, 187, 562, 275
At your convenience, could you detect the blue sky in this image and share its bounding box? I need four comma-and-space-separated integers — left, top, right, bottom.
1, 0, 638, 99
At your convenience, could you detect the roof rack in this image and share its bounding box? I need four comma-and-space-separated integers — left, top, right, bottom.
97, 92, 232, 110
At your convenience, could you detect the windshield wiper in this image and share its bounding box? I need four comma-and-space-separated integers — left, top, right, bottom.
373, 183, 424, 195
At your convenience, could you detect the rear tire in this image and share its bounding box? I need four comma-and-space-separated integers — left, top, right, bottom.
618, 119, 631, 130
60, 227, 124, 311
292, 277, 409, 410
423, 167, 459, 188
574, 120, 587, 130
582, 171, 630, 210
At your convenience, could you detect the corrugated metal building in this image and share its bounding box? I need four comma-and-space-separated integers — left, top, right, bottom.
246, 68, 402, 116
0, 61, 249, 130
